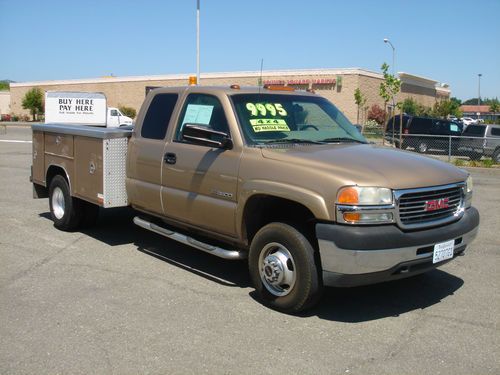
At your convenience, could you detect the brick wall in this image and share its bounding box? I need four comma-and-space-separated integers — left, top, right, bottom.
9, 71, 447, 123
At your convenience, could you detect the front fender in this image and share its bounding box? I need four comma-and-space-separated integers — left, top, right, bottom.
236, 179, 332, 238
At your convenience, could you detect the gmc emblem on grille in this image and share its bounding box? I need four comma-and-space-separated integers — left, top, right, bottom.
425, 198, 449, 211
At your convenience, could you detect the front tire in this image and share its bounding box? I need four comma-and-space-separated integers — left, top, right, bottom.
249, 223, 322, 313
49, 175, 82, 231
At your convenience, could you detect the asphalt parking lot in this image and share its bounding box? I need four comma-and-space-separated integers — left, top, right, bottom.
1, 126, 499, 374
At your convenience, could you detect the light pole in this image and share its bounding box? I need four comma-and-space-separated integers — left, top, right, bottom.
196, 0, 200, 85
477, 73, 482, 119
383, 38, 395, 75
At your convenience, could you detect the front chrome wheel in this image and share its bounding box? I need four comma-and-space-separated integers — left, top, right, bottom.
258, 242, 296, 297
51, 186, 65, 219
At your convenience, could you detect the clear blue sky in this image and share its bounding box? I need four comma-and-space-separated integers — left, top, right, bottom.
1, 0, 498, 101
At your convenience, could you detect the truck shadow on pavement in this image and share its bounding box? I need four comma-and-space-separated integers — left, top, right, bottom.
40, 207, 251, 289
39, 208, 465, 321
304, 270, 464, 322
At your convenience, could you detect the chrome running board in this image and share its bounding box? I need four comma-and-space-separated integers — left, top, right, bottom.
133, 216, 247, 260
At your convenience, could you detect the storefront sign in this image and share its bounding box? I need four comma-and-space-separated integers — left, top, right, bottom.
263, 78, 336, 85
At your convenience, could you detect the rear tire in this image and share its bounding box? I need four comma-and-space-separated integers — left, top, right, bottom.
49, 175, 83, 231
249, 222, 322, 313
493, 149, 500, 164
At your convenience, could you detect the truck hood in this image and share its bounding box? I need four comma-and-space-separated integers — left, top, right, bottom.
260, 143, 468, 189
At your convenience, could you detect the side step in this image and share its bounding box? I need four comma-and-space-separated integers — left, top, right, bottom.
133, 216, 247, 260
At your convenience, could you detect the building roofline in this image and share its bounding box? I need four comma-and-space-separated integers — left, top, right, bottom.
398, 72, 441, 90
10, 68, 383, 87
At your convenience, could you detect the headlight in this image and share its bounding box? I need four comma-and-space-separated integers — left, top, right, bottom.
466, 175, 473, 194
337, 186, 393, 205
464, 175, 473, 208
336, 186, 394, 224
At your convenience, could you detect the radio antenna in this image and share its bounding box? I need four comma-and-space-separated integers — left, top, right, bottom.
258, 58, 264, 94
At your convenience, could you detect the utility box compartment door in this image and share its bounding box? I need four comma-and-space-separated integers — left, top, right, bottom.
32, 131, 45, 184
74, 136, 128, 208
45, 133, 74, 158
74, 136, 103, 205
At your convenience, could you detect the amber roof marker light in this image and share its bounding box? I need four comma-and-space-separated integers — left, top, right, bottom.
263, 85, 295, 91
230, 84, 241, 90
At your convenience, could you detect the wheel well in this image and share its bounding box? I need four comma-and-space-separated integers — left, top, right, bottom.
242, 195, 316, 245
46, 166, 69, 189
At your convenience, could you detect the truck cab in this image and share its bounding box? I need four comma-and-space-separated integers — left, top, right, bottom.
107, 107, 133, 128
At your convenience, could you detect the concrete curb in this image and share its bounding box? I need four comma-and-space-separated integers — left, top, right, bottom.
0, 122, 40, 127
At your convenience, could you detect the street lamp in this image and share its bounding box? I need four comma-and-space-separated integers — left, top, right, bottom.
383, 38, 395, 75
196, 0, 200, 85
477, 73, 482, 119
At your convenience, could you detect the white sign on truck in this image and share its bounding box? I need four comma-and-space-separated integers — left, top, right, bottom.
45, 91, 107, 126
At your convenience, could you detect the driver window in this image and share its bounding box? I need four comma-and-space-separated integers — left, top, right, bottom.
110, 109, 118, 116
175, 94, 230, 141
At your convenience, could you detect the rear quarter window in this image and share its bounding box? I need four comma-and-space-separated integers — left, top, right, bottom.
463, 125, 486, 136
410, 118, 432, 133
141, 94, 178, 140
490, 127, 500, 137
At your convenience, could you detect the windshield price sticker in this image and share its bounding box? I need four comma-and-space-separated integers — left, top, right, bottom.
250, 119, 290, 132
246, 103, 287, 117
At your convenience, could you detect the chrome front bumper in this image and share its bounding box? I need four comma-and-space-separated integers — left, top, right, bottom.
316, 207, 480, 287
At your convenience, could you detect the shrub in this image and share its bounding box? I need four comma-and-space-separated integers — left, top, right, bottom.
118, 106, 136, 119
367, 104, 387, 125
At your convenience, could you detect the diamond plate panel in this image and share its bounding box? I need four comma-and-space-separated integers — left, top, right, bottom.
103, 137, 129, 208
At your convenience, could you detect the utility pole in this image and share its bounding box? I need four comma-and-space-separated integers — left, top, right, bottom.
196, 0, 200, 85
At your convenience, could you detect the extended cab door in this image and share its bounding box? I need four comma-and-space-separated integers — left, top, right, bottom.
161, 93, 241, 237
126, 93, 179, 215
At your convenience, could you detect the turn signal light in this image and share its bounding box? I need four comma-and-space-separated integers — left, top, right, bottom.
337, 187, 359, 204
343, 212, 361, 222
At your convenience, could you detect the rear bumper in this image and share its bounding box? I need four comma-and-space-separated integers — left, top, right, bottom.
316, 207, 479, 287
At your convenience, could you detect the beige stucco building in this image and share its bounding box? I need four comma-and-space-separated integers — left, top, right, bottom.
0, 91, 11, 115
9, 68, 450, 123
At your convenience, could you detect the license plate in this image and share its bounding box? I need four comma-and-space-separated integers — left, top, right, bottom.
433, 240, 455, 264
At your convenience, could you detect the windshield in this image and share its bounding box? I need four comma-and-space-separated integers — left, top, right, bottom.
230, 93, 366, 145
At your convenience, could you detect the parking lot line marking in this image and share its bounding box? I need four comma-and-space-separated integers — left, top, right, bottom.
0, 140, 32, 143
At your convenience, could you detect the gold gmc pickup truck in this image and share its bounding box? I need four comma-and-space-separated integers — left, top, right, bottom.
31, 85, 480, 312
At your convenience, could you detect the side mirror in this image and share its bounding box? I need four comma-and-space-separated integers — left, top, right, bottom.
181, 124, 233, 149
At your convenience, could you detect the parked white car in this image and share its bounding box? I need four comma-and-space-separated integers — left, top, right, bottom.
461, 117, 478, 126
107, 107, 133, 128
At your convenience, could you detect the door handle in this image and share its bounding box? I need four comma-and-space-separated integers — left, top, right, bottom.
164, 152, 177, 164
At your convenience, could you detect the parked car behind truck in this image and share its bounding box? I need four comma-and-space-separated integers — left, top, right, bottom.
31, 86, 479, 313
459, 123, 500, 162
385, 114, 464, 153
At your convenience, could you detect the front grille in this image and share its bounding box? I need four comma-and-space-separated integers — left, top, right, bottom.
397, 185, 463, 228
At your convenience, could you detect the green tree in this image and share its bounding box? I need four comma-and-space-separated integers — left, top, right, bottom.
0, 81, 9, 91
22, 88, 44, 121
379, 63, 401, 141
431, 99, 462, 118
490, 101, 500, 113
118, 106, 137, 119
401, 97, 418, 115
353, 88, 367, 125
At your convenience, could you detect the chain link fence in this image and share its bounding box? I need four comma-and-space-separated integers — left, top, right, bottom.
381, 134, 500, 164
